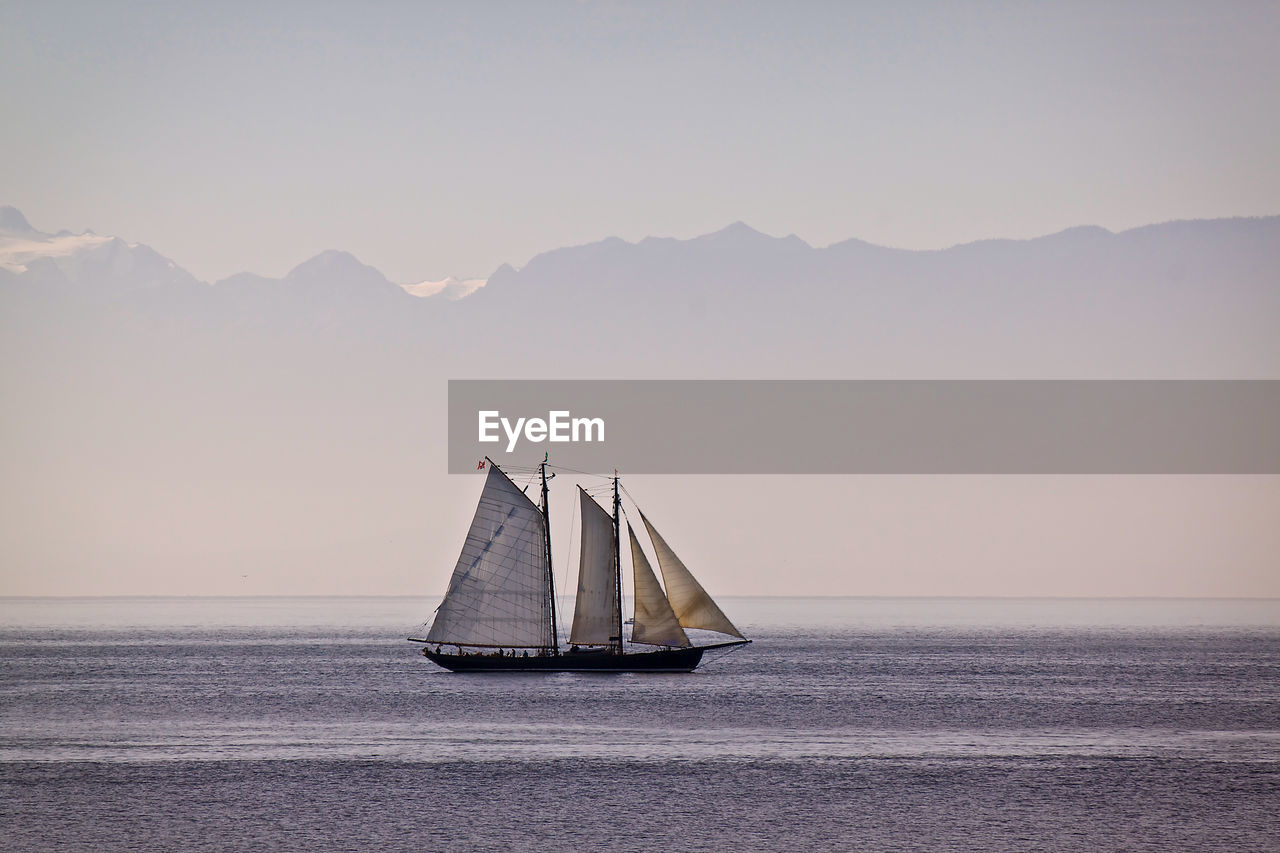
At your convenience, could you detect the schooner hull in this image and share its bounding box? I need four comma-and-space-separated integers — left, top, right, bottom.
422, 646, 705, 673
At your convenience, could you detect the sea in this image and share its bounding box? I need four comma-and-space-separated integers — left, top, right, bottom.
1, 596, 1277, 852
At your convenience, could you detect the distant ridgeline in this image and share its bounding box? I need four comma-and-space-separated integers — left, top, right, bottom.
3, 205, 1278, 378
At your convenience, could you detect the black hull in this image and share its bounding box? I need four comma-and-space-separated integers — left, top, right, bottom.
422, 646, 705, 673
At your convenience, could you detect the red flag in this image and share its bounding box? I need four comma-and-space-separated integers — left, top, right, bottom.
477, 459, 486, 470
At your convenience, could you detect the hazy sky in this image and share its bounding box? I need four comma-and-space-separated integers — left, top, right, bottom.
3, 1, 1277, 283
3, 2, 1278, 600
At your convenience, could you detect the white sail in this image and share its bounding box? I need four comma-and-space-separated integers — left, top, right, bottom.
628, 523, 690, 647
426, 466, 552, 648
569, 488, 618, 646
640, 512, 744, 639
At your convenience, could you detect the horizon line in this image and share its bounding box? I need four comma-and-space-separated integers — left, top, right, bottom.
4, 593, 1278, 602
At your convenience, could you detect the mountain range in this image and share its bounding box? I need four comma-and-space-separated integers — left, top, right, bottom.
2, 204, 1277, 596
4, 204, 1278, 376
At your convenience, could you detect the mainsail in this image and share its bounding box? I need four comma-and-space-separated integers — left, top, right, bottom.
425, 465, 553, 648
640, 512, 744, 639
628, 523, 690, 647
569, 488, 619, 646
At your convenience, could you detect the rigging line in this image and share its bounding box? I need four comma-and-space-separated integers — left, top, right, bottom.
546, 463, 613, 479
617, 491, 645, 532
695, 642, 750, 671
618, 483, 647, 525
498, 466, 541, 479
617, 484, 657, 545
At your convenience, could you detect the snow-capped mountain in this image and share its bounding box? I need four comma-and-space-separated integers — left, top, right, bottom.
402, 276, 487, 300
0, 205, 201, 295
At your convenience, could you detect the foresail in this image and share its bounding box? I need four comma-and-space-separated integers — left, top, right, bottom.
640, 512, 744, 639
569, 488, 618, 646
426, 466, 552, 648
628, 524, 690, 647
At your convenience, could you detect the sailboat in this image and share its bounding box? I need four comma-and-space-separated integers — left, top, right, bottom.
409, 459, 749, 672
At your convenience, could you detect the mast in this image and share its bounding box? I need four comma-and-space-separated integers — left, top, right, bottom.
612, 471, 623, 654
541, 460, 560, 655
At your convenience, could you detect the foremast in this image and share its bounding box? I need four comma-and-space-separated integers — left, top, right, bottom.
541, 459, 560, 655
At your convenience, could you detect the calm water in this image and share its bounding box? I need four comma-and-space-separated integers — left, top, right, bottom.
2, 597, 1278, 851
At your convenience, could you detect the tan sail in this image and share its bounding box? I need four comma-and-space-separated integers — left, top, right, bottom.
569, 488, 618, 646
640, 512, 744, 639
628, 523, 690, 647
